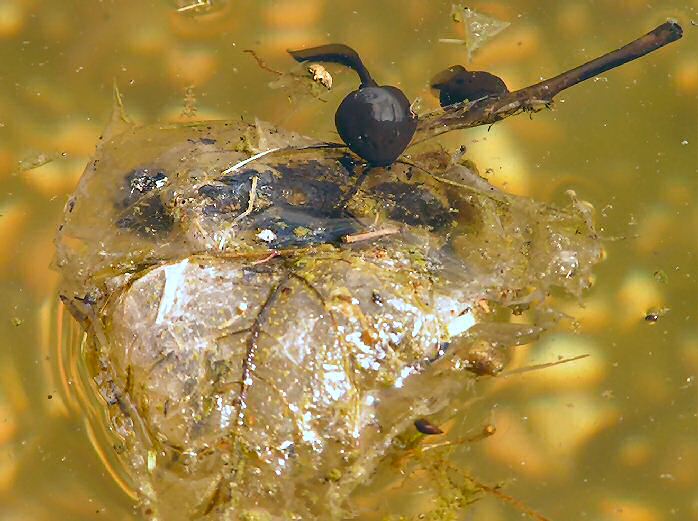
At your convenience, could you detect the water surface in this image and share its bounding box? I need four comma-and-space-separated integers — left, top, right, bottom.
0, 1, 696, 520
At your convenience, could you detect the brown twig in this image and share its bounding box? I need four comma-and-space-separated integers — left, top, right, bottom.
414, 21, 683, 143
464, 474, 552, 521
251, 250, 279, 265
342, 226, 400, 244
243, 49, 283, 76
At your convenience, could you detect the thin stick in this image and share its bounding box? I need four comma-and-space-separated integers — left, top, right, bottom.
395, 158, 510, 205
232, 176, 259, 224
463, 474, 551, 521
415, 21, 683, 143
251, 250, 279, 265
501, 354, 590, 377
220, 142, 347, 176
177, 1, 212, 12
221, 148, 281, 175
112, 79, 131, 124
342, 227, 400, 244
243, 49, 284, 76
421, 424, 497, 452
218, 175, 260, 250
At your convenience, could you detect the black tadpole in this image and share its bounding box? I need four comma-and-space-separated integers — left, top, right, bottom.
431, 65, 510, 107
289, 44, 418, 167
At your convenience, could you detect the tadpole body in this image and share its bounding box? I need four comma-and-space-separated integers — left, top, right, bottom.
430, 65, 509, 107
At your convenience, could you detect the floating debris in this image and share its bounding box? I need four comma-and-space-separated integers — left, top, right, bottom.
415, 418, 444, 435
243, 48, 283, 77
172, 0, 226, 15
342, 227, 400, 244
180, 85, 198, 119
256, 229, 277, 243
307, 63, 333, 90
244, 48, 334, 104
468, 424, 497, 442
17, 152, 63, 173
147, 449, 157, 473
653, 269, 669, 284
440, 4, 511, 63
644, 307, 670, 323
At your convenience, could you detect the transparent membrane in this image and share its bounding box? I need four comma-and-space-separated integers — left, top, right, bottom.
54, 115, 602, 520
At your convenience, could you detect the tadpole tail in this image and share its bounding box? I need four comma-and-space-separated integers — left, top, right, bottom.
525, 21, 683, 99
288, 44, 377, 88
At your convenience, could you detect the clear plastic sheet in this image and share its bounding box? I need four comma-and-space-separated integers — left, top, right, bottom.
55, 115, 602, 520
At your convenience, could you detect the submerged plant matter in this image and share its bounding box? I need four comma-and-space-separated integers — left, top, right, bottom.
54, 21, 682, 521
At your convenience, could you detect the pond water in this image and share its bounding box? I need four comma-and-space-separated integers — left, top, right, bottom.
0, 1, 696, 520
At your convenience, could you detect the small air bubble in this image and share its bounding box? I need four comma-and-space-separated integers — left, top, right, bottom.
653, 269, 668, 284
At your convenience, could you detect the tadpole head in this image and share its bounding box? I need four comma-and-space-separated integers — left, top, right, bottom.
289, 44, 417, 166
430, 65, 509, 107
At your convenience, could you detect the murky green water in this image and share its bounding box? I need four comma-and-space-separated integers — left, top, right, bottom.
0, 1, 696, 520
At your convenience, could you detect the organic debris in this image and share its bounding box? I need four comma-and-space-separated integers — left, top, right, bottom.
440, 5, 511, 63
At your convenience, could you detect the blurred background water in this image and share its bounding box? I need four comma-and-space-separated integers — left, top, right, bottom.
0, 0, 696, 520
